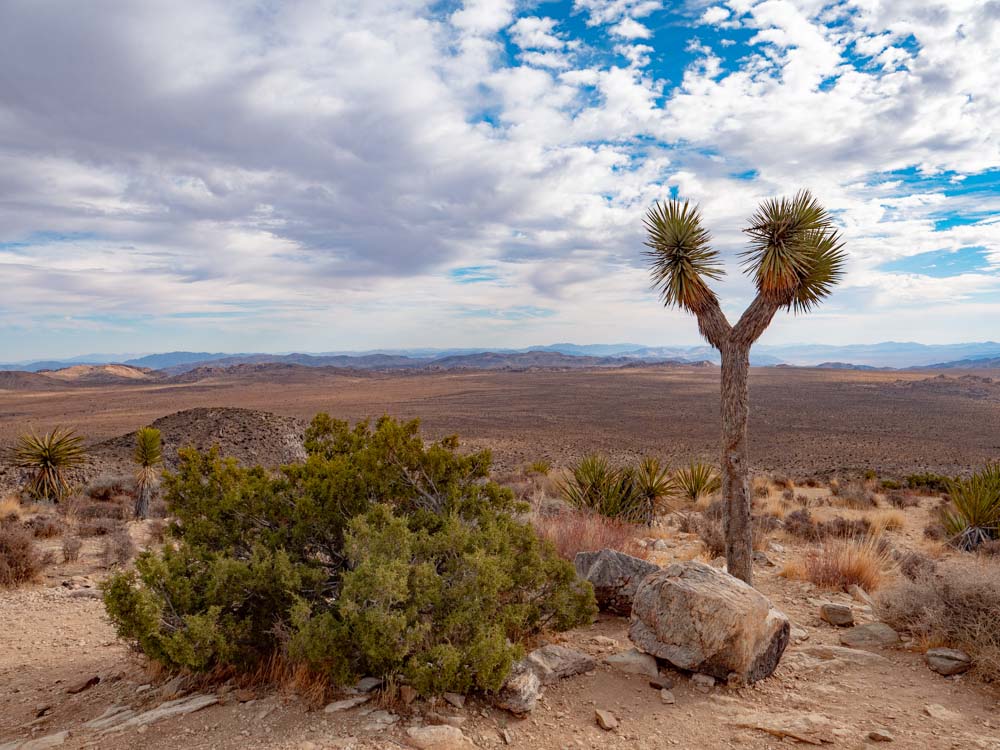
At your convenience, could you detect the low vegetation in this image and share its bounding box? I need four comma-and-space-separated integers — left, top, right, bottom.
0, 522, 43, 588
878, 559, 1000, 681
674, 462, 721, 506
133, 426, 163, 520
782, 535, 892, 592
12, 427, 87, 503
558, 455, 676, 524
103, 416, 596, 696
531, 508, 649, 561
941, 464, 1000, 551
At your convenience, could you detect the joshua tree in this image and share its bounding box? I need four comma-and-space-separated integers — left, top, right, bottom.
133, 426, 163, 519
13, 426, 87, 503
643, 190, 845, 584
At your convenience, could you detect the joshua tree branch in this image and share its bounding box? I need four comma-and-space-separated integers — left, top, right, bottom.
732, 293, 781, 348
693, 297, 733, 351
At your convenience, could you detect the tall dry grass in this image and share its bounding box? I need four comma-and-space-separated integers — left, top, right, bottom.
531, 509, 649, 561
781, 535, 893, 592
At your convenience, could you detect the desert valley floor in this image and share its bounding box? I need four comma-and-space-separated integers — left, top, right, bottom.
1, 365, 999, 750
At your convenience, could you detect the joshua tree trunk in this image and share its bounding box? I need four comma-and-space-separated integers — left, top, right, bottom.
134, 482, 151, 520
720, 343, 753, 584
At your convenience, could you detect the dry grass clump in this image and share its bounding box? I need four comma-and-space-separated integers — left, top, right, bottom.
102, 528, 135, 568
869, 508, 906, 533
62, 535, 83, 563
886, 489, 920, 509
695, 502, 780, 557
0, 496, 22, 521
877, 559, 1000, 681
531, 509, 649, 561
25, 515, 64, 538
834, 480, 878, 509
84, 474, 133, 501
78, 517, 122, 537
0, 524, 44, 588
782, 536, 892, 592
783, 508, 873, 541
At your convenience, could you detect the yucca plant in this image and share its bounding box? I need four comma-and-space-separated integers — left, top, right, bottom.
675, 461, 722, 505
644, 190, 846, 583
13, 427, 87, 503
633, 456, 677, 519
942, 465, 1000, 551
133, 426, 163, 519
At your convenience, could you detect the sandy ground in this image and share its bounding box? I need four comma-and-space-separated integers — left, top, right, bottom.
2, 492, 999, 750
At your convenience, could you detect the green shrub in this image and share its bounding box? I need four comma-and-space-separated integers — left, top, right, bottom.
941, 464, 1000, 551
526, 459, 551, 476
906, 472, 953, 494
880, 479, 901, 491
558, 455, 674, 524
103, 416, 595, 695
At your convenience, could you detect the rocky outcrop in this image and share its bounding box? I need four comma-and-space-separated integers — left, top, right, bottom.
925, 647, 972, 676
524, 645, 596, 684
628, 560, 790, 684
574, 549, 659, 615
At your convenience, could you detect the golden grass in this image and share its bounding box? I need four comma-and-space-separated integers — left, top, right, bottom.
781, 535, 893, 592
758, 494, 791, 519
868, 508, 906, 533
0, 496, 22, 519
531, 509, 649, 561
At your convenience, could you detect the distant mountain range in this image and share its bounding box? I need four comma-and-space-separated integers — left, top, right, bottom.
2, 341, 1000, 373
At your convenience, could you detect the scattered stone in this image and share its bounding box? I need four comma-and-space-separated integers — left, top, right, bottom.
103, 694, 219, 733
233, 689, 256, 703
66, 675, 100, 694
605, 648, 659, 678
925, 647, 972, 676
362, 710, 398, 731
400, 685, 418, 705
869, 728, 894, 742
819, 602, 854, 627
68, 589, 101, 599
732, 711, 835, 746
19, 732, 69, 750
629, 561, 790, 684
660, 689, 675, 705
442, 692, 465, 709
768, 542, 785, 554
499, 728, 514, 745
690, 674, 715, 693
924, 704, 961, 722
790, 627, 809, 643
839, 623, 899, 650
847, 584, 875, 607
135, 684, 151, 694
157, 674, 187, 699
324, 695, 372, 713
34, 706, 51, 718
494, 661, 541, 715
573, 549, 659, 615
752, 551, 774, 567
595, 709, 618, 731
793, 644, 889, 668
406, 724, 475, 749
648, 675, 673, 690
355, 676, 382, 693
525, 645, 596, 684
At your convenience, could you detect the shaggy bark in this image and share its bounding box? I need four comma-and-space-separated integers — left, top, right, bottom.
696, 294, 779, 585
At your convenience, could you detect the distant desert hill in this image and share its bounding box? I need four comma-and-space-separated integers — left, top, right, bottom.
84, 407, 308, 480
39, 364, 156, 384
919, 356, 1000, 370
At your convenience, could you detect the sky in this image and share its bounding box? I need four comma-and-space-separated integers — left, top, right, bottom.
0, 0, 998, 360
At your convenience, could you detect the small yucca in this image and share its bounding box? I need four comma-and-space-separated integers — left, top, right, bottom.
675, 462, 721, 505
133, 426, 163, 519
13, 427, 87, 503
942, 465, 1000, 550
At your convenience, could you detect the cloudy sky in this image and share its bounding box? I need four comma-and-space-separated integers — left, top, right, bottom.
1, 0, 998, 360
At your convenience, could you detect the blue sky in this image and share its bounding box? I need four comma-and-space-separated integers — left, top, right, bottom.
0, 0, 998, 360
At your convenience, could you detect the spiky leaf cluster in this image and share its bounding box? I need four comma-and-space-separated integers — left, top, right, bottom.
13, 427, 87, 502
741, 190, 846, 312
643, 200, 725, 312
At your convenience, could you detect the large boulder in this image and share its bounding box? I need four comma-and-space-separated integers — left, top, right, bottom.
628, 560, 790, 684
574, 549, 659, 615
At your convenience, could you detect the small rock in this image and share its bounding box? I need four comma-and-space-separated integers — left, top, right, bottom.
868, 728, 894, 742
34, 705, 52, 718
406, 724, 474, 749
925, 647, 972, 676
924, 704, 961, 722
19, 731, 69, 749
847, 584, 875, 606
135, 684, 151, 694
400, 685, 418, 705
648, 675, 673, 690
66, 675, 100, 695
708, 556, 726, 569
68, 589, 101, 599
768, 542, 785, 553
324, 695, 372, 713
595, 709, 618, 731
157, 674, 186, 699
660, 689, 675, 705
494, 661, 541, 715
442, 692, 465, 709
355, 676, 382, 693
524, 645, 596, 684
839, 623, 899, 650
691, 674, 715, 693
605, 648, 658, 678
499, 727, 514, 744
652, 539, 670, 551
790, 627, 809, 643
233, 689, 256, 703
819, 602, 854, 627
751, 551, 774, 567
